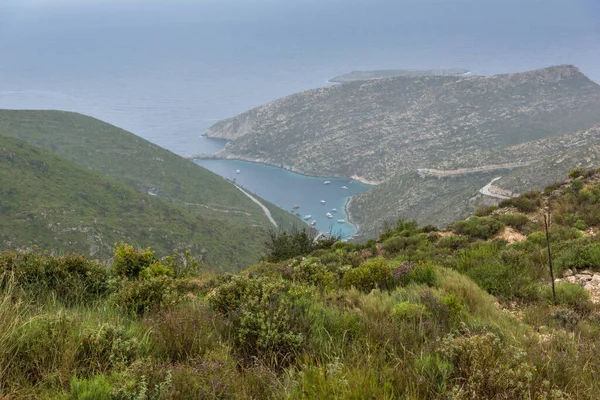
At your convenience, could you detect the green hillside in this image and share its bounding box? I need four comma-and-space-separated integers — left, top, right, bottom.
0, 135, 277, 270
2, 169, 600, 398
0, 110, 296, 230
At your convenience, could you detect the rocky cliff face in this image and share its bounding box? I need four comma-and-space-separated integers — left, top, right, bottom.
205, 66, 600, 236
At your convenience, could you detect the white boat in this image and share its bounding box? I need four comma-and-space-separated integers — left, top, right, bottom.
320, 200, 326, 205
326, 212, 333, 219
310, 220, 317, 226
303, 215, 312, 220
323, 181, 331, 185
337, 219, 346, 223
341, 186, 348, 189
331, 208, 337, 213
236, 169, 241, 174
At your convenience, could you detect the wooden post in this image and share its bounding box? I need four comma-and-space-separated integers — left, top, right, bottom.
543, 207, 556, 305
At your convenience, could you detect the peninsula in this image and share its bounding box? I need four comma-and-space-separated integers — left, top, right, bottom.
329, 68, 471, 82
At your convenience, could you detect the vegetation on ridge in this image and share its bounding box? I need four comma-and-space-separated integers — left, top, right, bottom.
1, 169, 600, 398
0, 110, 299, 270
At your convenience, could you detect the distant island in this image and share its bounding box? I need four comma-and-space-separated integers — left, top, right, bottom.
329, 68, 471, 83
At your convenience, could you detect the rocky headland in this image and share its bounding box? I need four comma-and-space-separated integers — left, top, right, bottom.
203, 65, 600, 236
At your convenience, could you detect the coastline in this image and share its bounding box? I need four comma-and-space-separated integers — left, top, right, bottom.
344, 196, 359, 235
190, 153, 381, 186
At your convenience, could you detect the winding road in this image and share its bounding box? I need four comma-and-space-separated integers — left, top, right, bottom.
479, 177, 511, 200
234, 184, 278, 227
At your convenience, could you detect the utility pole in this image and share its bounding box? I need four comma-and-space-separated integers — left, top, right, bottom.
543, 207, 556, 305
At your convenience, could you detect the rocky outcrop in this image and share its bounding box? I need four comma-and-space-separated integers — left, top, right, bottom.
556, 270, 600, 304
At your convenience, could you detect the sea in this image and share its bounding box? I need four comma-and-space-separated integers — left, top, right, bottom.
1, 0, 599, 236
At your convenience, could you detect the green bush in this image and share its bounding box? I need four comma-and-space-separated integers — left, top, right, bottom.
496, 213, 530, 230
452, 243, 538, 300
475, 205, 498, 217
112, 243, 158, 279
263, 228, 336, 263
111, 277, 183, 315
452, 217, 504, 240
555, 239, 600, 272
568, 168, 587, 179
540, 283, 591, 313
67, 375, 112, 400
392, 301, 430, 322
392, 262, 439, 288
343, 259, 393, 292
438, 332, 536, 399
436, 235, 469, 251
75, 323, 141, 376
207, 275, 307, 366
0, 251, 109, 304
499, 191, 541, 213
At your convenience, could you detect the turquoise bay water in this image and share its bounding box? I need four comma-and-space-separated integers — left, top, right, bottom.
195, 159, 372, 238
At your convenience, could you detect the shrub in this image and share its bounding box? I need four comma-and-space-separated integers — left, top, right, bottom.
573, 219, 587, 231
440, 293, 465, 323
540, 283, 591, 313
343, 259, 393, 292
452, 243, 538, 300
452, 217, 504, 240
555, 239, 600, 272
112, 243, 158, 279
0, 251, 109, 304
392, 262, 439, 288
568, 168, 587, 179
499, 192, 541, 213
67, 375, 112, 400
475, 205, 498, 217
263, 228, 337, 263
438, 332, 535, 399
207, 275, 307, 366
436, 235, 469, 251
147, 305, 221, 363
75, 323, 141, 376
381, 234, 427, 255
496, 213, 530, 230
290, 257, 333, 287
392, 301, 430, 322
111, 277, 183, 315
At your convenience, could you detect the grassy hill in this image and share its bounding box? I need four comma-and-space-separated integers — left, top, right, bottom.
0, 110, 302, 270
0, 135, 276, 269
2, 169, 600, 398
0, 110, 296, 230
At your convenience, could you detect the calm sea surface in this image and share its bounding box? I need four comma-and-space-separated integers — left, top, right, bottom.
195, 159, 371, 237
1, 0, 599, 234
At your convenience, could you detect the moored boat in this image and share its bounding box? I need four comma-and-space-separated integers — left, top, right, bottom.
320, 200, 326, 205
326, 212, 333, 219
337, 219, 345, 223
304, 215, 312, 220
323, 181, 331, 185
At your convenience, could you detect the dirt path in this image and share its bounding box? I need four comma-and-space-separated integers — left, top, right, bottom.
234, 185, 278, 228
